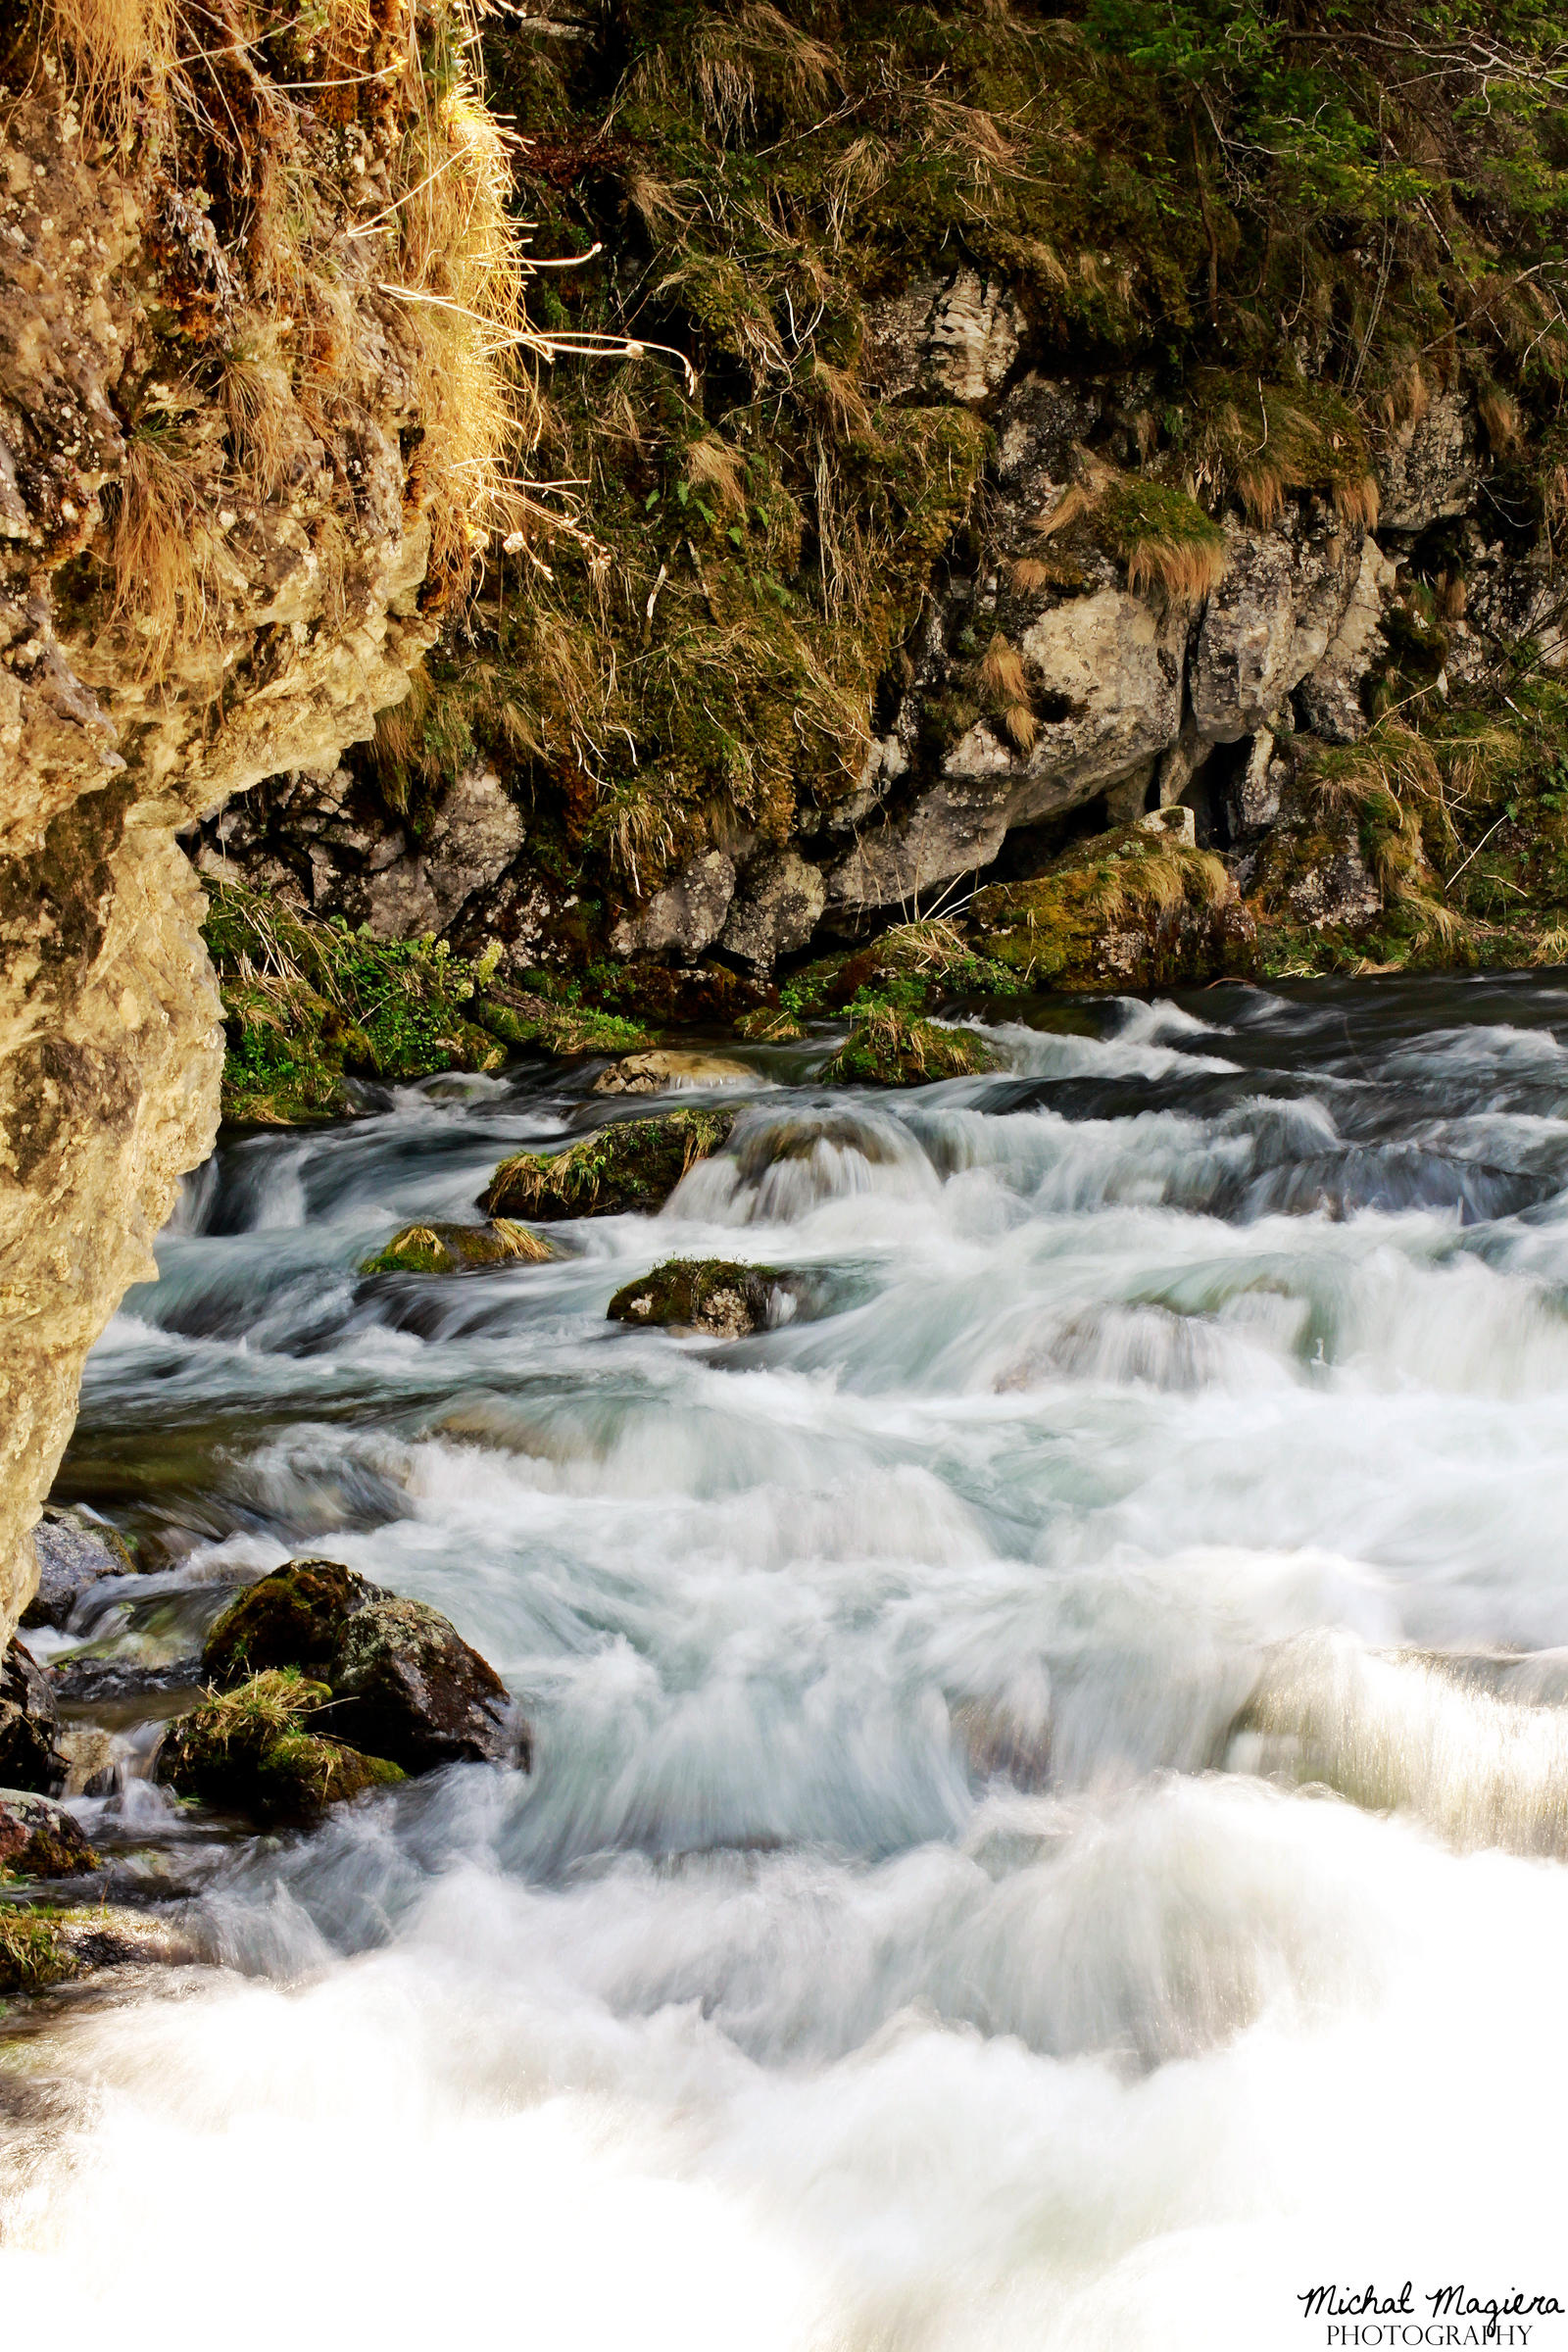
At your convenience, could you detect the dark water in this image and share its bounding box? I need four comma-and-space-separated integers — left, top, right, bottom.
8, 972, 1568, 2351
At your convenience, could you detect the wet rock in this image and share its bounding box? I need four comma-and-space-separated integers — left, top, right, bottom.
607, 1258, 797, 1338
0, 1639, 65, 1795
202, 1557, 386, 1689
157, 1669, 406, 1826
825, 1011, 999, 1088
50, 1657, 201, 1705
0, 1903, 209, 1998
1295, 538, 1397, 743
22, 1505, 136, 1634
0, 1789, 100, 1879
481, 1108, 736, 1219
360, 1220, 553, 1276
720, 851, 827, 970
611, 852, 736, 963
322, 1600, 527, 1775
593, 1049, 754, 1095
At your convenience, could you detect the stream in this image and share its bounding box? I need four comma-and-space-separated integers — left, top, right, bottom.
6, 972, 1568, 2349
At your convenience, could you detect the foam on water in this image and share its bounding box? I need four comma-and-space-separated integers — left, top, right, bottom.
12, 977, 1568, 2348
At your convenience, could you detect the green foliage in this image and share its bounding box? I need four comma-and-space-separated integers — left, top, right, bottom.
0, 1909, 77, 1998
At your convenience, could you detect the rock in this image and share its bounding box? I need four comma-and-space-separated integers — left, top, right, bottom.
971, 811, 1257, 991
1295, 537, 1397, 743
593, 1049, 755, 1095
0, 1639, 65, 1795
719, 851, 827, 969
1378, 390, 1479, 534
481, 1108, 737, 1219
1230, 731, 1287, 837
1247, 779, 1383, 929
0, 1902, 207, 1998
611, 852, 736, 962
22, 1505, 136, 1633
0, 1788, 99, 1879
607, 1258, 798, 1338
363, 762, 526, 939
825, 1012, 999, 1087
322, 1599, 526, 1775
202, 1557, 386, 1689
1192, 516, 1359, 743
156, 1669, 405, 1827
863, 269, 1023, 405
50, 1657, 200, 1705
359, 1220, 553, 1276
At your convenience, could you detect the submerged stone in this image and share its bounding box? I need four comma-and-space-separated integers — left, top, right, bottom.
0, 1639, 65, 1796
481, 1107, 736, 1219
23, 1505, 137, 1633
203, 1557, 385, 1688
607, 1257, 797, 1339
0, 1789, 100, 1879
157, 1669, 406, 1826
322, 1598, 527, 1775
360, 1219, 554, 1276
592, 1049, 754, 1095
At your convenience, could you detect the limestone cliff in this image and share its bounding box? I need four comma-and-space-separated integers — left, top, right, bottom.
0, 0, 518, 1641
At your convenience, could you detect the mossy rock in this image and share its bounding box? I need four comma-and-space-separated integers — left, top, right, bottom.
202, 1557, 385, 1688
824, 1009, 998, 1087
471, 987, 654, 1058
321, 1597, 525, 1774
480, 1107, 736, 1219
0, 1908, 79, 1996
157, 1669, 405, 1826
0, 1790, 100, 1881
969, 813, 1257, 992
592, 1049, 754, 1095
607, 1257, 797, 1338
359, 1219, 553, 1276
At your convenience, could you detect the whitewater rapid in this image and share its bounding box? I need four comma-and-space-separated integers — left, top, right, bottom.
6, 975, 1568, 2350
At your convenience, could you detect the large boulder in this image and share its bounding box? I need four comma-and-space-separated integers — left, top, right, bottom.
1193, 516, 1360, 743
0, 1788, 99, 1879
22, 1505, 136, 1634
322, 1599, 526, 1775
0, 1639, 65, 1795
593, 1049, 754, 1096
481, 1108, 737, 1219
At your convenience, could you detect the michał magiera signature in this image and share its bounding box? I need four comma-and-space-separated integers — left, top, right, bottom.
1298, 2284, 1565, 2345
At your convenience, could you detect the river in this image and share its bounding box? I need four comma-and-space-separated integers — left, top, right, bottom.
6, 973, 1568, 2349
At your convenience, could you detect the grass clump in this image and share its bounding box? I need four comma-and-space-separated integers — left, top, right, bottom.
824, 1005, 998, 1088
206, 879, 507, 1122
469, 984, 654, 1058
481, 1107, 736, 1218
360, 1219, 553, 1275
0, 1910, 79, 1998
158, 1669, 405, 1826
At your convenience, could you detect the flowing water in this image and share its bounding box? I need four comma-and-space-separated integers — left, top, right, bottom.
8, 973, 1568, 2348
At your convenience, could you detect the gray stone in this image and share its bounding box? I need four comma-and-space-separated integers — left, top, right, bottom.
863, 269, 1023, 406
323, 1596, 527, 1774
0, 1638, 64, 1794
1193, 518, 1360, 743
22, 1504, 135, 1633
719, 850, 826, 968
363, 761, 525, 939
1295, 538, 1396, 743
1378, 391, 1478, 535
612, 850, 736, 961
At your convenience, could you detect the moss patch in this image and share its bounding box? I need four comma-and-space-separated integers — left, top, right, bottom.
824, 1007, 998, 1087
0, 1910, 79, 1997
202, 1558, 383, 1687
972, 815, 1255, 991
481, 1107, 736, 1218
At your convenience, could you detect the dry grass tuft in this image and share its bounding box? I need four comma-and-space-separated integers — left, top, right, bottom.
1009, 556, 1056, 594
685, 434, 748, 518
979, 633, 1029, 704
1478, 387, 1523, 457
43, 0, 182, 138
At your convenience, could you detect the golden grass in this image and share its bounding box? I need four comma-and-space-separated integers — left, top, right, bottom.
1478, 387, 1522, 457
43, 0, 181, 138
1125, 531, 1228, 606
979, 633, 1028, 704
108, 424, 224, 665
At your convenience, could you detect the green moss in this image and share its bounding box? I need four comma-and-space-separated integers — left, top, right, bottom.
157, 1669, 405, 1826
971, 816, 1254, 991
470, 987, 653, 1057
824, 1004, 998, 1087
359, 1219, 554, 1276
203, 1558, 377, 1687
482, 1108, 736, 1219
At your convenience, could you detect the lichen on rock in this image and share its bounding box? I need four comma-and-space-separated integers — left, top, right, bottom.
607, 1257, 797, 1338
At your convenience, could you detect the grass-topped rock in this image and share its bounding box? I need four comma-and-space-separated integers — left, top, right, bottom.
971, 808, 1257, 993
360, 1219, 553, 1277
0, 1905, 205, 1999
481, 1107, 736, 1220
157, 1669, 406, 1827
607, 1258, 798, 1339
824, 1008, 998, 1088
0, 1790, 99, 1881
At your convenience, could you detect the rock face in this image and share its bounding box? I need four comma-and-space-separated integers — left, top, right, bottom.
611, 852, 736, 961
0, 7, 505, 1642
22, 1504, 135, 1633
0, 1638, 66, 1793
